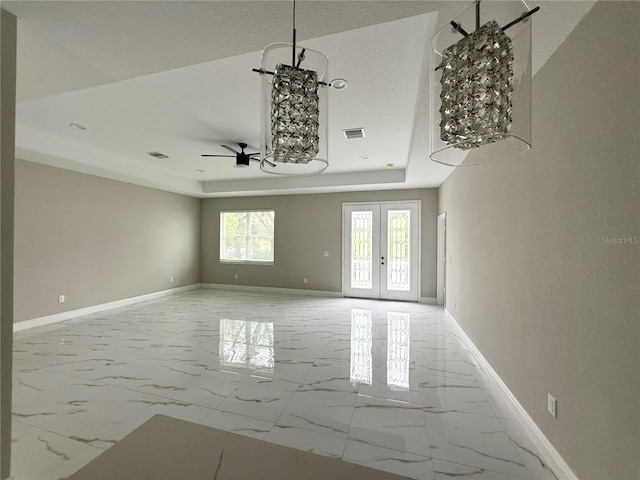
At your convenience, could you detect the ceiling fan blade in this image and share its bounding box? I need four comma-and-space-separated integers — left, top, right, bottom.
246, 152, 260, 157
220, 144, 239, 154
201, 154, 235, 157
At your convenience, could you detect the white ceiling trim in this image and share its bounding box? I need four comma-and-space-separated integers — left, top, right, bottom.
203, 169, 406, 195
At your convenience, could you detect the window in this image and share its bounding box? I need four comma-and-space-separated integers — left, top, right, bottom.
220, 210, 274, 263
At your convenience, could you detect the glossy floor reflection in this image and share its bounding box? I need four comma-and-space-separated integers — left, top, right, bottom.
11, 289, 557, 480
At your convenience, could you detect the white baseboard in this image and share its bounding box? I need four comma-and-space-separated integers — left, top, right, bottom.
200, 283, 343, 298
418, 296, 437, 305
13, 284, 200, 333
444, 309, 578, 480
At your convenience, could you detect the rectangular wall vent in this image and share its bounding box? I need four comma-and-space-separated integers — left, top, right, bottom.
146, 151, 169, 159
343, 128, 365, 139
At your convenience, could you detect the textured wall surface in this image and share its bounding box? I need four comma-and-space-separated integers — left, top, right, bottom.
201, 189, 438, 298
438, 2, 639, 478
13, 160, 201, 323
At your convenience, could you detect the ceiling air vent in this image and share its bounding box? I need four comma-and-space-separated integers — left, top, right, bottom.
343, 128, 365, 139
146, 151, 169, 159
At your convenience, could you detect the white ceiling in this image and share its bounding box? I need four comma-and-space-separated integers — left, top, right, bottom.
5, 1, 595, 198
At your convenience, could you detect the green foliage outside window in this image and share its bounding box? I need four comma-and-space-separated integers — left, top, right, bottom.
220, 210, 274, 262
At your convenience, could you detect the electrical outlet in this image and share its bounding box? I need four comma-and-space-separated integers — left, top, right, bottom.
58, 295, 65, 303
303, 278, 308, 284
170, 276, 174, 283
547, 393, 557, 418
234, 274, 238, 279
323, 251, 329, 257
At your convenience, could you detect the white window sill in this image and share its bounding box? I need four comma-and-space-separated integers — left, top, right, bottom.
220, 260, 274, 266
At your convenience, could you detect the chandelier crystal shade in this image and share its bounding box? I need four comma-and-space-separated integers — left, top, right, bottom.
430, 0, 538, 167
439, 20, 514, 150
255, 0, 329, 176
270, 64, 320, 163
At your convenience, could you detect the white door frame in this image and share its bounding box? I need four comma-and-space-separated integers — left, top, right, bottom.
342, 201, 421, 301
436, 212, 446, 306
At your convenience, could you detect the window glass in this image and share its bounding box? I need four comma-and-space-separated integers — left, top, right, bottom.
220, 210, 274, 262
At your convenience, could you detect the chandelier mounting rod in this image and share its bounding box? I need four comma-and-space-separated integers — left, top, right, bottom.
450, 21, 469, 37
502, 6, 540, 32
291, 0, 297, 67
447, 3, 540, 40
251, 67, 329, 86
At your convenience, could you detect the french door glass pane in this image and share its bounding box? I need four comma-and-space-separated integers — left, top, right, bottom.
351, 211, 373, 289
350, 309, 373, 385
387, 209, 410, 291
387, 312, 411, 391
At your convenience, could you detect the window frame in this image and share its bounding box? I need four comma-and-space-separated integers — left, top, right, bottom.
219, 209, 275, 265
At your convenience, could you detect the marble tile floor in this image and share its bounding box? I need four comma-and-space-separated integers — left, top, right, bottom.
10, 289, 558, 480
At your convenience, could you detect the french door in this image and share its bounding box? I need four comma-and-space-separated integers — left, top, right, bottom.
343, 202, 419, 301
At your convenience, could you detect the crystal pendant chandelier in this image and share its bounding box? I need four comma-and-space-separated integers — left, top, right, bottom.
255, 1, 329, 175
429, 0, 539, 167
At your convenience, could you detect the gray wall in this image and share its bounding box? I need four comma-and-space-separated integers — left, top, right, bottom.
0, 9, 16, 480
438, 2, 639, 479
14, 160, 201, 323
201, 189, 438, 298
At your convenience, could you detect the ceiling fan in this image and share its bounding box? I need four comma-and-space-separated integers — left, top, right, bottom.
201, 143, 275, 168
